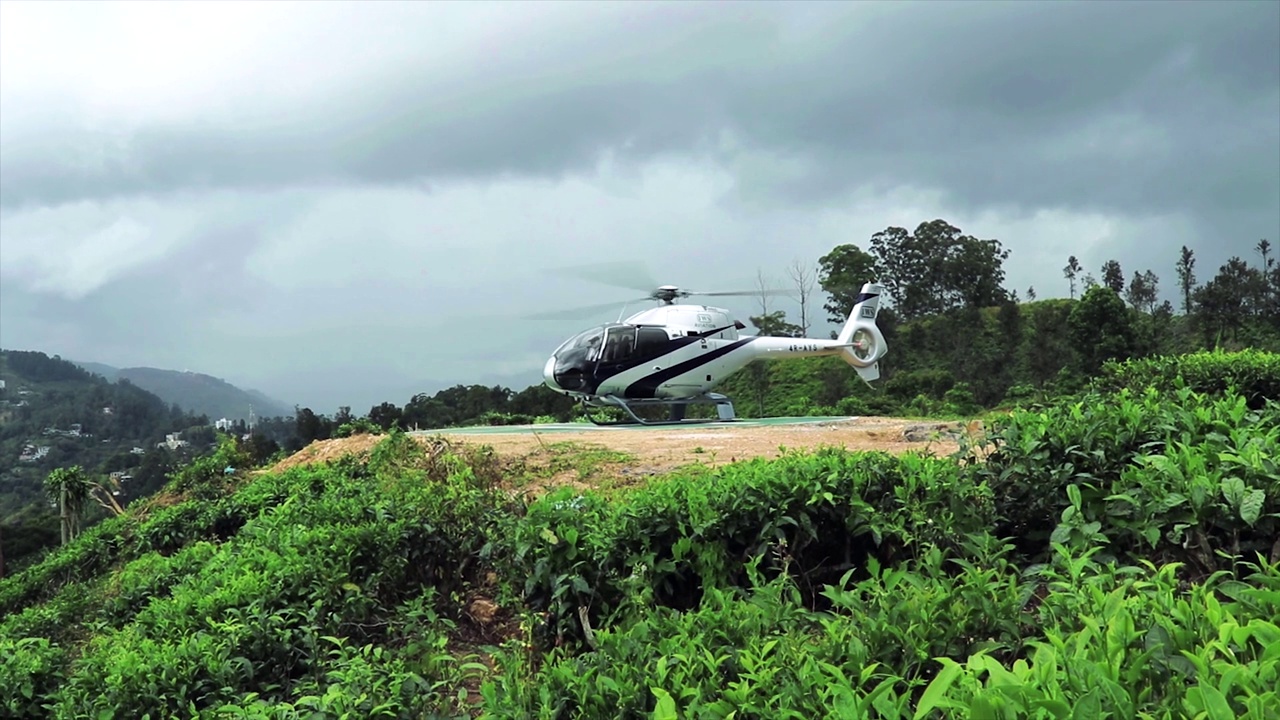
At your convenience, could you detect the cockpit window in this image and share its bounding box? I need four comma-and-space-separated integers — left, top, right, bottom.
598, 325, 670, 365
600, 326, 634, 363
635, 327, 669, 358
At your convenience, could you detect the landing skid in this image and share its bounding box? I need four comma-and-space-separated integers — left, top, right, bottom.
583, 393, 738, 426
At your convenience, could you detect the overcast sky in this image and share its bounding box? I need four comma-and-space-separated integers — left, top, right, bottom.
2, 1, 1277, 413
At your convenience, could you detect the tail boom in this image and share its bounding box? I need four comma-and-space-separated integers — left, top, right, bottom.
741, 282, 888, 385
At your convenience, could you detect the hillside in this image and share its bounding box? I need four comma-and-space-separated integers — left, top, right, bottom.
0, 350, 1276, 718
72, 361, 293, 422
0, 350, 218, 571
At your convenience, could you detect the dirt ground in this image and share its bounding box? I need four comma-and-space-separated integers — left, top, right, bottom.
453, 416, 973, 468
265, 417, 983, 491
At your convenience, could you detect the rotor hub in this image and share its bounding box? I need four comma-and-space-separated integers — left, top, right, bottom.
653, 284, 683, 304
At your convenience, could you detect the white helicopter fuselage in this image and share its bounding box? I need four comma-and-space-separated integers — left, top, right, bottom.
589, 329, 849, 400
542, 284, 887, 405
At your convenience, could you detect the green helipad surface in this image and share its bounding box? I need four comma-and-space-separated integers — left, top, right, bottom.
412, 416, 859, 436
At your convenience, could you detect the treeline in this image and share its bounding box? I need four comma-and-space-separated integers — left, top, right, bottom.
721, 225, 1278, 417
240, 383, 579, 452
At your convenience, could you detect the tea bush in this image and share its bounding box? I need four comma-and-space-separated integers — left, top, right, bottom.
510, 447, 997, 649
972, 384, 1279, 569
1094, 348, 1280, 408
482, 548, 1279, 719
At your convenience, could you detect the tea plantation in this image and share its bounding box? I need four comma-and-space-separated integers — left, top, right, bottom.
2, 350, 1277, 718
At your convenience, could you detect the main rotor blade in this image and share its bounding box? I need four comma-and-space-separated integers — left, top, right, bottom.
685, 288, 793, 298
543, 260, 660, 294
522, 296, 653, 321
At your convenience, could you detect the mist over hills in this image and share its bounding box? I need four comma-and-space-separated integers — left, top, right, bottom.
71, 361, 293, 422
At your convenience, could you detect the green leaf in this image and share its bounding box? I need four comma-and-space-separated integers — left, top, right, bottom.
1240, 488, 1265, 526
652, 687, 679, 720
1195, 684, 1235, 720
1030, 699, 1073, 719
1220, 477, 1246, 507
914, 659, 962, 719
1072, 689, 1101, 720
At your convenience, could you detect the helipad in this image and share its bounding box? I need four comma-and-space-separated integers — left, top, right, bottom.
412, 416, 859, 436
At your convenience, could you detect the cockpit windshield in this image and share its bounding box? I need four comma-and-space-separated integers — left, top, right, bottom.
551, 324, 671, 392
551, 326, 606, 391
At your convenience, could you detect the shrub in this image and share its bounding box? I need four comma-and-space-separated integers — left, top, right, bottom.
1094, 349, 1280, 408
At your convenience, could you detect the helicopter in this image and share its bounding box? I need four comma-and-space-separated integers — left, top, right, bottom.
539, 277, 889, 426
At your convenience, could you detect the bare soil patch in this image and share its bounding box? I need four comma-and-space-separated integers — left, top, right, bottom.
264, 432, 386, 474
441, 416, 976, 472
263, 417, 984, 495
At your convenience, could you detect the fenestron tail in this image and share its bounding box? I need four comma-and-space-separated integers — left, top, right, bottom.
835, 283, 888, 384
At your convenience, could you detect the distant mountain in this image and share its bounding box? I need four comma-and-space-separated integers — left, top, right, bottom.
75, 361, 121, 380
71, 362, 293, 422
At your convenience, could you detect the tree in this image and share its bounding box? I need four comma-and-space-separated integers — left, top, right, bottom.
1063, 256, 1082, 299
867, 219, 1011, 320
786, 258, 817, 336
749, 310, 803, 338
817, 243, 879, 325
1258, 239, 1274, 308
745, 269, 781, 416
294, 407, 327, 446
1125, 269, 1159, 313
754, 268, 775, 318
1101, 260, 1125, 294
1068, 286, 1137, 374
1026, 286, 1037, 301
1026, 301, 1075, 385
44, 466, 92, 545
1268, 263, 1280, 330
1193, 257, 1262, 342
1176, 245, 1197, 314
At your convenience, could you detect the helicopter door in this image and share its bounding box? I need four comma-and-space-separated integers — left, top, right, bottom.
633, 327, 670, 361
599, 326, 636, 367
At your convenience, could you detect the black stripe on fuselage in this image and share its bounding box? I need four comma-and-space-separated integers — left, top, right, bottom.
623, 336, 757, 398
581, 323, 740, 394
583, 334, 705, 394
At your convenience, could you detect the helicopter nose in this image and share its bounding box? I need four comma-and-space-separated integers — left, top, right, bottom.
543, 356, 561, 391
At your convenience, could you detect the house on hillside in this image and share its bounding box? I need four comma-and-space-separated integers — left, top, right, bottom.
42, 424, 85, 438
158, 432, 189, 450
18, 444, 50, 462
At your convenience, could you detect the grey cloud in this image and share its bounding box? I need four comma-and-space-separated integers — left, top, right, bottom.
5, 2, 1274, 228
